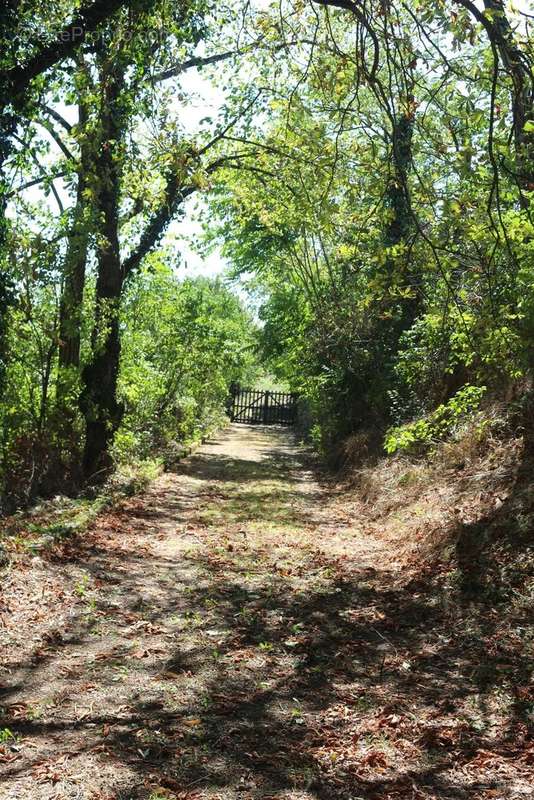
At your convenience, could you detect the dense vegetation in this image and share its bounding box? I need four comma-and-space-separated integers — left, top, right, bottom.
0, 6, 533, 796
0, 0, 261, 511
0, 0, 532, 508
208, 1, 533, 458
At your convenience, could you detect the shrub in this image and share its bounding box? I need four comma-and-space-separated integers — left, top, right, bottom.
384, 385, 487, 454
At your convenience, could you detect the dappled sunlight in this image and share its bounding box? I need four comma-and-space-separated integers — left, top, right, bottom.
1, 426, 531, 799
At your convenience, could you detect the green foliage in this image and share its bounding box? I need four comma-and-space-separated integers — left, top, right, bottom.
203, 0, 533, 457
114, 262, 258, 462
0, 728, 16, 744
0, 219, 257, 508
384, 385, 487, 455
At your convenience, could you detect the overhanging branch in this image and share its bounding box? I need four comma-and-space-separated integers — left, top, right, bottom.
3, 0, 151, 99
121, 152, 253, 278
153, 38, 304, 84
41, 105, 73, 133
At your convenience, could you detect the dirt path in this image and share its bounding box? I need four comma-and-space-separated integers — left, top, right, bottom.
1, 425, 532, 800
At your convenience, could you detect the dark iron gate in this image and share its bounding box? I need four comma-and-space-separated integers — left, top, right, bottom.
228, 385, 297, 425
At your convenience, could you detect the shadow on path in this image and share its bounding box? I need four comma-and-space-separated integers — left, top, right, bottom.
0, 425, 532, 800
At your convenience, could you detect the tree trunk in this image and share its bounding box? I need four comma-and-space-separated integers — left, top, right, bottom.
482, 0, 534, 201
80, 63, 125, 479
383, 103, 417, 323
372, 99, 418, 355
384, 109, 414, 251
480, 1, 534, 396
57, 99, 91, 403
459, 0, 534, 201
0, 1, 19, 401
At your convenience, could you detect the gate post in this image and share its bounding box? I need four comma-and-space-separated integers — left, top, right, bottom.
263, 390, 270, 424
227, 382, 238, 420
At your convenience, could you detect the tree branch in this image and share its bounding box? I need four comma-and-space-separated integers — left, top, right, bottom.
122, 153, 248, 278
153, 38, 305, 84
3, 0, 150, 99
12, 133, 64, 212
311, 0, 380, 81
39, 120, 76, 161
6, 169, 68, 198
153, 48, 245, 83
197, 91, 263, 157
41, 105, 73, 133
122, 175, 197, 277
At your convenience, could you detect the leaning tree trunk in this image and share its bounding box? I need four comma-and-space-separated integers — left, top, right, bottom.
480, 1, 534, 424
80, 63, 125, 479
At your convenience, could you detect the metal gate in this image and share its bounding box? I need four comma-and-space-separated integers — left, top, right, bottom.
228, 385, 298, 425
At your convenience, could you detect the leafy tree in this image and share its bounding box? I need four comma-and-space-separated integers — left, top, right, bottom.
117, 265, 258, 460
206, 0, 533, 452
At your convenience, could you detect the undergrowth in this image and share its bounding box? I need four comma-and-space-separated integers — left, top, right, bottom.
0, 458, 163, 563
340, 401, 533, 612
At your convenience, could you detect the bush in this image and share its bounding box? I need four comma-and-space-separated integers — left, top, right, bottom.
384, 385, 487, 454
113, 267, 259, 463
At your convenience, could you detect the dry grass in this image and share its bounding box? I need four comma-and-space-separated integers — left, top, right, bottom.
336, 406, 525, 574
